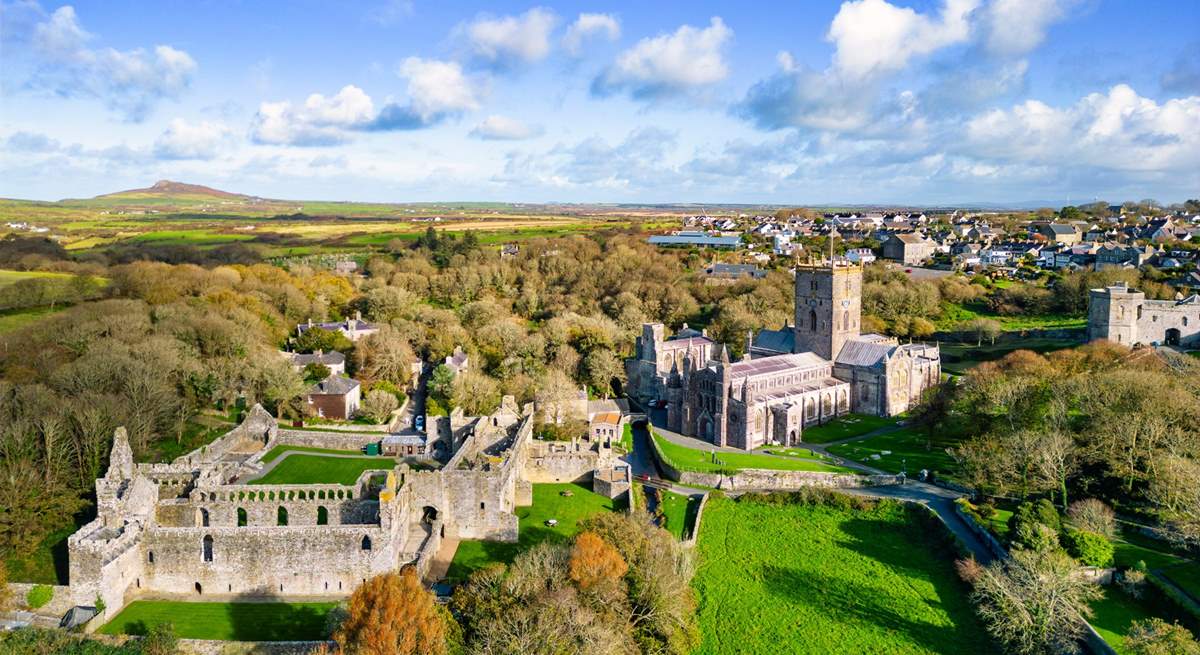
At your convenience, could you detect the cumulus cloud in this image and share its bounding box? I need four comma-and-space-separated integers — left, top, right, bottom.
154, 119, 233, 159
250, 85, 375, 146
593, 17, 731, 100
470, 115, 543, 140
26, 6, 196, 121
370, 58, 483, 130
828, 0, 976, 79
980, 0, 1074, 57
562, 13, 620, 56
964, 84, 1200, 171
463, 7, 558, 69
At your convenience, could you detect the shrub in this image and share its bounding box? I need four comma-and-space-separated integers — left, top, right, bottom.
25, 584, 53, 609
1065, 529, 1114, 568
1119, 568, 1147, 598
1008, 499, 1063, 550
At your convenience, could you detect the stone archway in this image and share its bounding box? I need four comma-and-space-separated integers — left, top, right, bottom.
422, 506, 440, 524
698, 416, 714, 442
1166, 328, 1181, 346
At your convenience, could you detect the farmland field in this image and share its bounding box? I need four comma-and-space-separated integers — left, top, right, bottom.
99, 600, 336, 641
653, 432, 853, 474
693, 494, 995, 654
0, 269, 77, 286
446, 482, 621, 581
0, 306, 64, 333
249, 453, 393, 485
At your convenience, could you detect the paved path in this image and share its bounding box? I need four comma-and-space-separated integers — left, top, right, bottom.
422, 536, 460, 585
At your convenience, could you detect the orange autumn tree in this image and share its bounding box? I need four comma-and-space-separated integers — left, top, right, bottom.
568, 531, 628, 590
334, 568, 450, 655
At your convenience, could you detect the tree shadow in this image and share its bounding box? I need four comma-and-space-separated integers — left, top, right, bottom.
227, 589, 332, 641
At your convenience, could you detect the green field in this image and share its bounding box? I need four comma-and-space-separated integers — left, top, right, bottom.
99, 600, 336, 641
693, 495, 995, 654
250, 453, 394, 485
937, 301, 1088, 332
0, 269, 76, 286
938, 337, 1082, 376
0, 306, 64, 333
653, 432, 854, 474
1088, 584, 1200, 654
827, 427, 961, 477
446, 482, 621, 581
658, 489, 701, 541
793, 414, 901, 444
259, 444, 382, 464
1162, 561, 1200, 601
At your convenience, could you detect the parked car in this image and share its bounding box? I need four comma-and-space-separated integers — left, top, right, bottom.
414, 415, 425, 432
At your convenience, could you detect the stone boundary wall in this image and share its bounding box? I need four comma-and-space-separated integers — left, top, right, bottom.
682, 493, 709, 548
6, 583, 73, 617
178, 639, 331, 655
272, 430, 385, 452
412, 520, 443, 580
952, 501, 1009, 562
646, 428, 899, 490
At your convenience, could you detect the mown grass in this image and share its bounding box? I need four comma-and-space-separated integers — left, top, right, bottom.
446, 482, 622, 581
938, 337, 1081, 376
794, 413, 901, 444
693, 495, 995, 654
653, 432, 854, 474
827, 427, 962, 477
99, 600, 336, 641
259, 444, 385, 464
658, 490, 700, 541
1162, 561, 1200, 602
937, 301, 1088, 331
1088, 584, 1200, 654
250, 453, 393, 485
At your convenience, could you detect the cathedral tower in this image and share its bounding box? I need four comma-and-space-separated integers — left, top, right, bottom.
793, 257, 862, 361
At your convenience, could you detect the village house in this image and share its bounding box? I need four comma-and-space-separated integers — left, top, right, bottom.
444, 346, 470, 375
297, 312, 379, 343
881, 233, 936, 265
305, 376, 361, 420
285, 350, 346, 376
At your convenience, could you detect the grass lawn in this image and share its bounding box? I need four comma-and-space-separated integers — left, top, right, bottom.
658, 489, 701, 541
99, 600, 336, 641
250, 453, 393, 485
446, 482, 622, 581
793, 413, 901, 444
0, 306, 64, 333
693, 495, 996, 654
984, 507, 1014, 541
938, 338, 1081, 376
827, 427, 961, 477
653, 432, 855, 474
937, 301, 1087, 332
1162, 561, 1200, 601
1112, 538, 1184, 572
618, 423, 634, 453
1088, 585, 1200, 654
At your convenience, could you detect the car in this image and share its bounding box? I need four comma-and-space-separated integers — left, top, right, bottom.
414, 415, 425, 431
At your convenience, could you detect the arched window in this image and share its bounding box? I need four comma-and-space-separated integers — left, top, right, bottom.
237, 507, 248, 527
1184, 317, 1189, 327
361, 535, 372, 551
199, 508, 209, 527
277, 506, 288, 526
202, 535, 213, 562
843, 311, 849, 331
317, 506, 328, 525
809, 309, 817, 331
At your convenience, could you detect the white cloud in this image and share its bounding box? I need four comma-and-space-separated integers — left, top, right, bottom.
154, 119, 233, 159
250, 85, 375, 146
828, 0, 978, 79
562, 13, 620, 56
28, 6, 197, 121
593, 17, 731, 100
964, 84, 1200, 171
464, 7, 558, 68
470, 115, 543, 140
981, 0, 1074, 57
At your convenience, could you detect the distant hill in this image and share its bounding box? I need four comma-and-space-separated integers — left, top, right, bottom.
94, 180, 254, 201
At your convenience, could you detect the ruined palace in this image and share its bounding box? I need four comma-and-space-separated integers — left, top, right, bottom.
66, 399, 626, 624
1087, 283, 1200, 347
627, 258, 941, 450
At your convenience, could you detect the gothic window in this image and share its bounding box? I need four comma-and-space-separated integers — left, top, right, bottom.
237, 507, 247, 527
199, 508, 209, 527
277, 506, 288, 526
843, 311, 849, 331
809, 309, 817, 331
361, 535, 372, 551
1119, 306, 1125, 319
317, 506, 328, 525
202, 535, 213, 562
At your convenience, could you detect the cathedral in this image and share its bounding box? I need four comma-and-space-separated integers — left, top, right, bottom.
626, 258, 941, 451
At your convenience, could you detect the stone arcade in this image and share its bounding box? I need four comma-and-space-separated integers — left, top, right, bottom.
627, 257, 941, 450
67, 399, 624, 623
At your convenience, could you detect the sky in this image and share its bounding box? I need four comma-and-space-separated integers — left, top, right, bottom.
0, 0, 1198, 205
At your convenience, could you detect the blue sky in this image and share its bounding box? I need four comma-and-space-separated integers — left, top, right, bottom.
1, 0, 1197, 205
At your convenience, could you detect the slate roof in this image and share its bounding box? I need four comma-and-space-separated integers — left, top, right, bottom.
727, 352, 828, 379
307, 375, 360, 396
660, 335, 713, 350
648, 235, 742, 247
891, 233, 928, 245
835, 338, 896, 368
752, 328, 795, 354
290, 351, 346, 367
